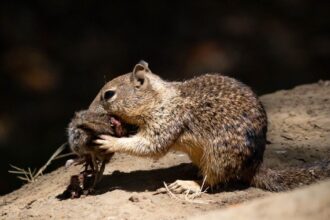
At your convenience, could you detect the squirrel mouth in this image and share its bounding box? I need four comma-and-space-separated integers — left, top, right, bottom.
109, 115, 138, 137
110, 116, 125, 137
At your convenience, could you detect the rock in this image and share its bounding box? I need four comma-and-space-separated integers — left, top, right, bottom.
128, 195, 140, 202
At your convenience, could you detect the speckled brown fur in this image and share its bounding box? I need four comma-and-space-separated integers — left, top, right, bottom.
89, 61, 330, 191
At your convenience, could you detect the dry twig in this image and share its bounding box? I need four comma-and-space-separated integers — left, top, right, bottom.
9, 143, 70, 183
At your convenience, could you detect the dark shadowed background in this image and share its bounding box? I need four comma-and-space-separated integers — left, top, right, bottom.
0, 0, 329, 195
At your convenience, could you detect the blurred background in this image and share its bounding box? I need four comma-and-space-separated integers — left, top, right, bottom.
0, 0, 329, 195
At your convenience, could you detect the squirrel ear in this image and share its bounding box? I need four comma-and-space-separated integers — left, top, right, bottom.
131, 60, 150, 88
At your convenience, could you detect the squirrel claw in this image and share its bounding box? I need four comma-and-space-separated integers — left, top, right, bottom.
94, 135, 117, 152
94, 139, 107, 145
94, 134, 113, 145
99, 134, 113, 140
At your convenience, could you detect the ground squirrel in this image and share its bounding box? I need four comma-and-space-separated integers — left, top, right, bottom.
72, 61, 330, 193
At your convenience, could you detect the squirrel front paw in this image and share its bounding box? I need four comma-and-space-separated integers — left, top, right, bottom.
94, 135, 118, 153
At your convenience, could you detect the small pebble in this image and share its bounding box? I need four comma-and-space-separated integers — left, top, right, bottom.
128, 195, 140, 202
275, 150, 287, 154
65, 159, 75, 168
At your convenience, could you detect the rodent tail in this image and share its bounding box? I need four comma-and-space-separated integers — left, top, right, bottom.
251, 160, 330, 192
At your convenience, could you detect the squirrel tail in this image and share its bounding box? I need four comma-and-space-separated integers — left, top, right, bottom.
250, 160, 330, 192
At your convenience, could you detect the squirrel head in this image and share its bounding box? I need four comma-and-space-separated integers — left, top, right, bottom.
90, 61, 166, 125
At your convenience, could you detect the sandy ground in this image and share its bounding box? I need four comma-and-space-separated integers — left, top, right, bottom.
0, 81, 330, 220
192, 179, 330, 220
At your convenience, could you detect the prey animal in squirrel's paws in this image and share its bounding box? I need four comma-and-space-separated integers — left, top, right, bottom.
66, 109, 137, 193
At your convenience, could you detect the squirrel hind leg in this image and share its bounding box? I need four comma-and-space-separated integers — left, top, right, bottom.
165, 180, 205, 194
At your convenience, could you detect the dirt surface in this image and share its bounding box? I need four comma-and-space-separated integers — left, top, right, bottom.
1, 81, 330, 220
192, 179, 330, 220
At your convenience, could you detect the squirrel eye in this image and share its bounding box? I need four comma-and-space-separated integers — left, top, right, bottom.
103, 90, 116, 101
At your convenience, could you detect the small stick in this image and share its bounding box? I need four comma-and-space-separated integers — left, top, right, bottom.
97, 160, 106, 182
91, 153, 99, 188
8, 142, 69, 183
163, 182, 181, 201
54, 152, 75, 160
